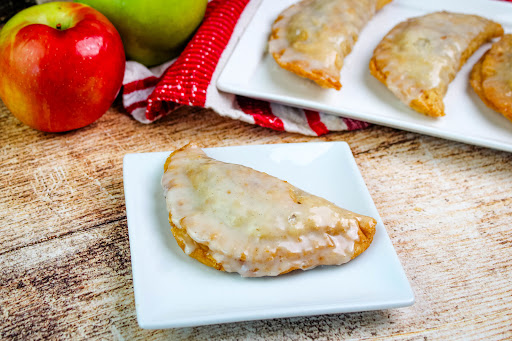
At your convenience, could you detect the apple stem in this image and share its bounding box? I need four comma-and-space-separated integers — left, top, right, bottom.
56, 23, 62, 30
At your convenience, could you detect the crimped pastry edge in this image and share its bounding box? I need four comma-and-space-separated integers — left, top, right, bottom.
369, 12, 504, 117
270, 0, 393, 91
163, 147, 376, 276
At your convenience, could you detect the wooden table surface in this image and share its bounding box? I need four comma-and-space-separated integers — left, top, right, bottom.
1, 99, 511, 340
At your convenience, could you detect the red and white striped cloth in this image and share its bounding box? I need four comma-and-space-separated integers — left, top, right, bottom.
121, 0, 369, 136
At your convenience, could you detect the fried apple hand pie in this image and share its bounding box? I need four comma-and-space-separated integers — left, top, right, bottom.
161, 145, 376, 277
268, 0, 392, 90
470, 34, 512, 123
370, 11, 503, 117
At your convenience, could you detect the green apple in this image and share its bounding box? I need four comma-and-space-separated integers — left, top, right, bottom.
77, 0, 207, 66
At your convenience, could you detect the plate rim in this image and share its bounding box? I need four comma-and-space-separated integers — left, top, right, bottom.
216, 0, 512, 153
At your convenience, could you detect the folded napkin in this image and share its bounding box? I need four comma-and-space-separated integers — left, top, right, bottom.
122, 0, 510, 136
121, 0, 369, 136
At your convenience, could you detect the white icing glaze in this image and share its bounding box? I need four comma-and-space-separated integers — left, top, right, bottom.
268, 0, 379, 76
374, 11, 495, 105
161, 147, 373, 277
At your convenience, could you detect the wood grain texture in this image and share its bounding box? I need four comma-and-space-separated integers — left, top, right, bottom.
0, 99, 511, 340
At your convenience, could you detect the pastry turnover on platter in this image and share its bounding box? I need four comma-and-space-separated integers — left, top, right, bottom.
470, 34, 512, 123
370, 11, 503, 117
161, 145, 376, 277
268, 0, 392, 90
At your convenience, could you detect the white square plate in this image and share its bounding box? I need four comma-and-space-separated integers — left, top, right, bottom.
217, 0, 512, 153
123, 142, 414, 329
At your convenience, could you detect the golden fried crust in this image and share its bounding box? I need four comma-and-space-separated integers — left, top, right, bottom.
165, 146, 225, 271
163, 147, 377, 276
270, 48, 342, 90
163, 144, 188, 172
470, 34, 512, 122
457, 21, 503, 73
269, 0, 391, 91
409, 89, 446, 117
369, 13, 503, 117
170, 214, 225, 271
166, 146, 226, 271
169, 213, 376, 275
368, 56, 385, 84
376, 0, 392, 10
352, 218, 376, 260
269, 11, 342, 90
370, 56, 445, 117
470, 54, 501, 112
278, 218, 374, 275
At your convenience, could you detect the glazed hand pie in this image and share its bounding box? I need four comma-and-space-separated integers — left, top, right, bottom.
370, 11, 503, 117
470, 34, 512, 123
161, 145, 376, 277
268, 0, 392, 90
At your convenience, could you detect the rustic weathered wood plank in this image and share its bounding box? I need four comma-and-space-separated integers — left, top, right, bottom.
1, 100, 511, 340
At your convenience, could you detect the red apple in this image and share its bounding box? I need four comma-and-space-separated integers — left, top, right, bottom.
0, 2, 125, 132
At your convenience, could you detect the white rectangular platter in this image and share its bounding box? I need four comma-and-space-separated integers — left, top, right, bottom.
123, 142, 414, 329
217, 0, 512, 152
